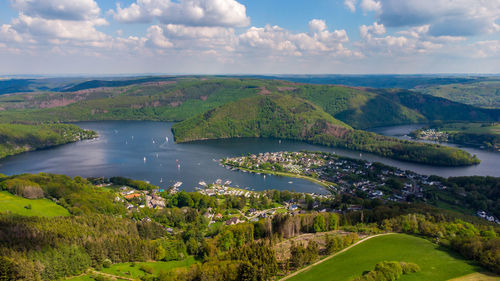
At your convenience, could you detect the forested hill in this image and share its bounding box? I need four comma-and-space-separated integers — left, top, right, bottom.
0, 78, 497, 129
0, 124, 96, 159
172, 95, 480, 166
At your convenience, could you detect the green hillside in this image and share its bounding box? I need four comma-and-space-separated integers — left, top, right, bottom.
287, 234, 482, 281
0, 77, 497, 129
0, 191, 69, 217
0, 123, 96, 159
173, 94, 480, 166
416, 81, 500, 108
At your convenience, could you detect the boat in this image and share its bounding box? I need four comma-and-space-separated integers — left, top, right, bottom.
224, 180, 232, 185
166, 136, 169, 142
143, 157, 147, 163
173, 181, 183, 188
156, 153, 159, 158
288, 181, 293, 184
199, 181, 207, 186
160, 178, 163, 183
216, 179, 222, 185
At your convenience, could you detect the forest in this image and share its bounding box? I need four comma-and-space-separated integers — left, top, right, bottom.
173, 94, 480, 166
0, 123, 96, 159
0, 173, 498, 280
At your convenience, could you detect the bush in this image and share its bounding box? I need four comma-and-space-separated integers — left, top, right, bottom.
140, 264, 154, 274
102, 259, 112, 268
350, 261, 420, 281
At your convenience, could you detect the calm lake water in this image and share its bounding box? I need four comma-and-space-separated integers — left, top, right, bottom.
0, 121, 498, 193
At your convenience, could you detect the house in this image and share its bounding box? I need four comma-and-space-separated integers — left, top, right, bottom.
125, 193, 141, 199
214, 213, 223, 220
225, 217, 241, 225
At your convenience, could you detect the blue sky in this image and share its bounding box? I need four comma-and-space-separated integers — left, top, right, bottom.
0, 0, 499, 75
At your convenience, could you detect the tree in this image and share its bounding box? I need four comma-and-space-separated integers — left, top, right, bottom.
313, 215, 326, 233
329, 213, 339, 230
155, 245, 166, 261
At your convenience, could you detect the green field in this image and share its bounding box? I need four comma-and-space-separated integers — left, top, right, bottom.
287, 234, 483, 281
100, 257, 197, 279
0, 191, 69, 217
436, 122, 500, 135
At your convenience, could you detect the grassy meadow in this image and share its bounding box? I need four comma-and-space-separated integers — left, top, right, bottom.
287, 234, 484, 281
0, 191, 69, 217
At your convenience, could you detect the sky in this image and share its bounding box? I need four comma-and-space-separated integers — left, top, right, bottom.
0, 0, 500, 75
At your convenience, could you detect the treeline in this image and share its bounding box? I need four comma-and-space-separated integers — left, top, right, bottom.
0, 123, 96, 159
0, 214, 166, 280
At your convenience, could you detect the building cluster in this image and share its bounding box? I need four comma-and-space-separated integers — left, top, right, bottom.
223, 151, 325, 177
415, 129, 448, 141
118, 186, 166, 210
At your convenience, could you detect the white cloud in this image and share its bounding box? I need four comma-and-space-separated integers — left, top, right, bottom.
344, 0, 357, 12
146, 25, 173, 49
470, 40, 500, 58
370, 0, 500, 37
360, 0, 381, 13
11, 0, 101, 21
0, 24, 24, 43
359, 22, 442, 55
359, 22, 385, 38
239, 20, 353, 57
12, 14, 108, 42
110, 0, 250, 27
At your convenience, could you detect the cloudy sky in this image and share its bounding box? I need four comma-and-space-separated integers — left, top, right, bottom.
1, 0, 500, 75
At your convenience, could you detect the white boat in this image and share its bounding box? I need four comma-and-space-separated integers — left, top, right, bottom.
143, 157, 147, 163
224, 180, 232, 185
216, 179, 222, 185
173, 181, 183, 188
160, 178, 163, 183
288, 181, 293, 184
166, 136, 169, 142
199, 181, 207, 186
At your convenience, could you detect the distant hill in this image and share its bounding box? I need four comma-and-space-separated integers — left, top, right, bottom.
416, 81, 500, 109
172, 94, 480, 166
0, 78, 497, 129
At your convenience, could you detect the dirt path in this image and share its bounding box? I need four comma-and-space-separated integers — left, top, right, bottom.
279, 233, 395, 281
91, 270, 136, 281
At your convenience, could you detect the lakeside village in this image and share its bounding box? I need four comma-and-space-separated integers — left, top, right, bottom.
102, 151, 498, 226
221, 151, 500, 224
110, 177, 330, 227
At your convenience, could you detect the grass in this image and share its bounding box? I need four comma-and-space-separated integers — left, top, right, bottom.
0, 191, 69, 217
286, 234, 483, 281
99, 256, 197, 279
436, 122, 500, 135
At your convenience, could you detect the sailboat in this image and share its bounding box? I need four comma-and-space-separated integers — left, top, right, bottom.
166, 136, 169, 142
143, 157, 147, 163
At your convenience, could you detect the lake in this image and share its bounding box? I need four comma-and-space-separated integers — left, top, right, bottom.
0, 121, 498, 193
